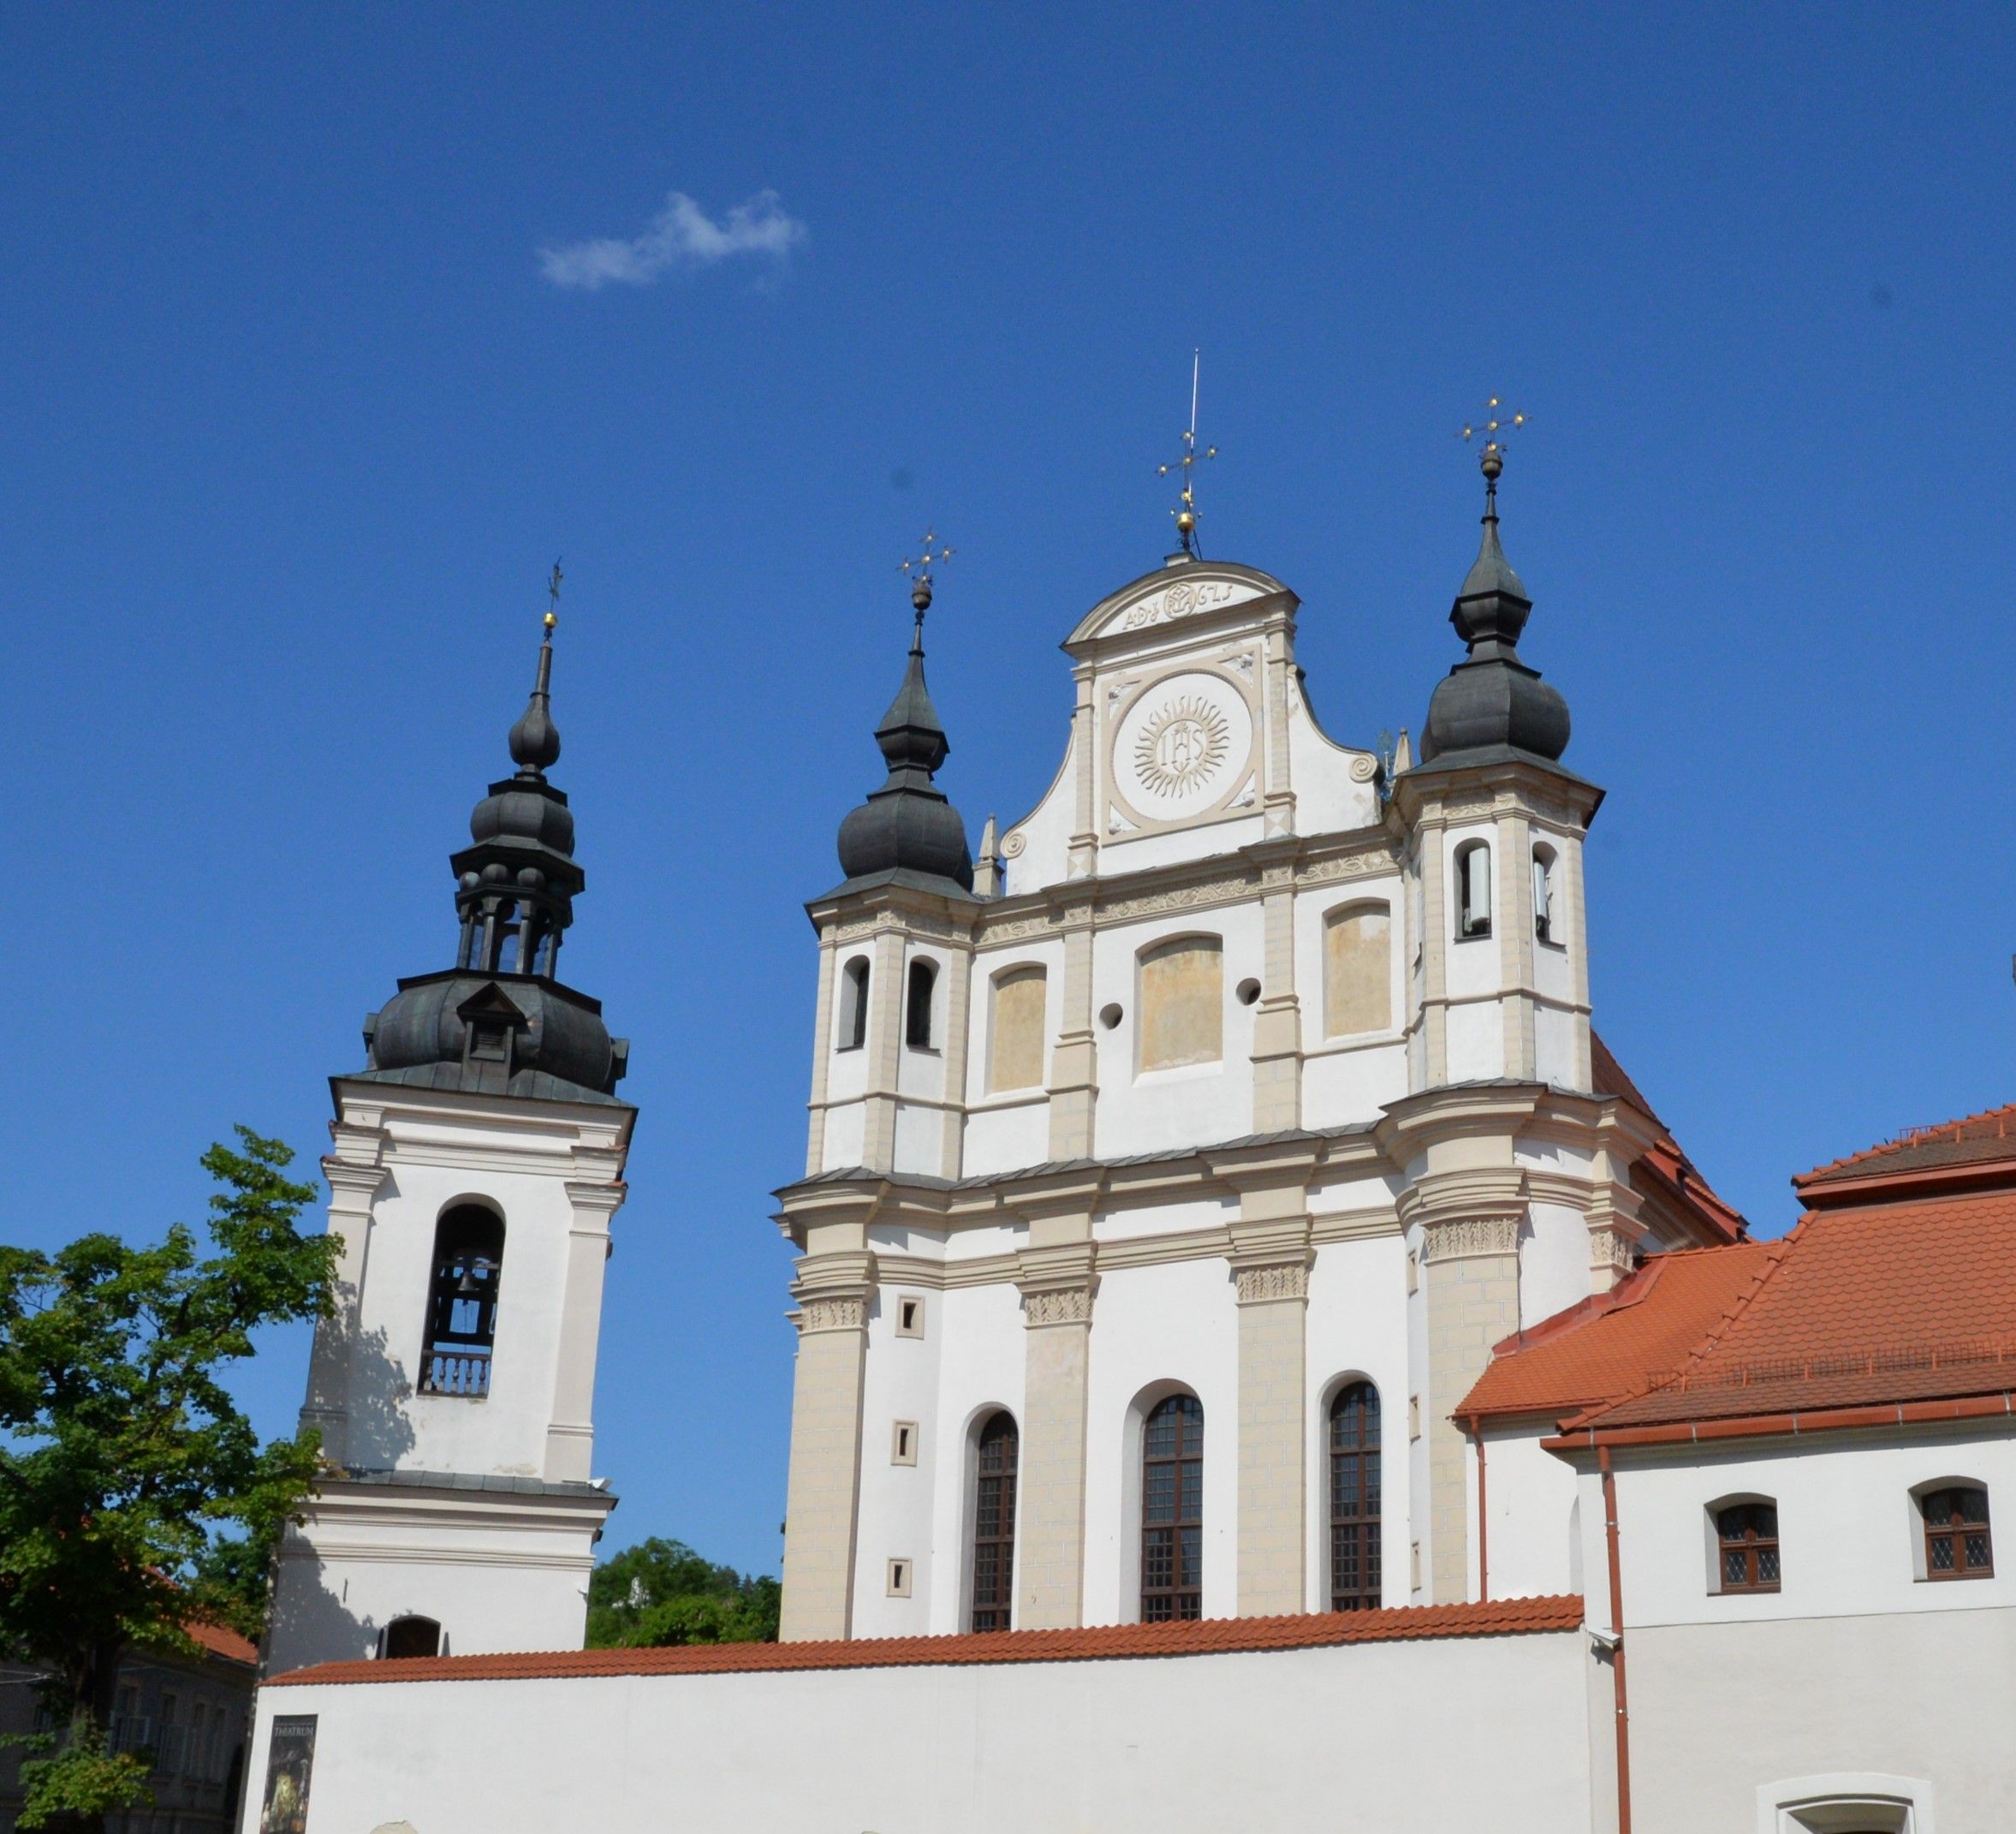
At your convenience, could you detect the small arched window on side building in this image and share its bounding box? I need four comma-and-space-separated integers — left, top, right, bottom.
1715, 1500, 1781, 1593
382, 1615, 442, 1659
905, 957, 937, 1051
419, 1204, 503, 1398
1455, 841, 1492, 940
837, 956, 871, 1052
1531, 844, 1558, 945
969, 1411, 1020, 1632
1922, 1485, 1993, 1580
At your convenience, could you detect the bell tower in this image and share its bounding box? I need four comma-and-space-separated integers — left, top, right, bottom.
267, 589, 635, 1674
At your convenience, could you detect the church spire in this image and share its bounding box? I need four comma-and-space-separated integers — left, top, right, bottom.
1418, 413, 1571, 766
505, 562, 564, 777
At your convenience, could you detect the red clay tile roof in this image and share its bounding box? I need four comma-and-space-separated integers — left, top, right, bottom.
265, 1596, 1585, 1688
183, 1619, 259, 1666
1591, 1033, 1745, 1244
1797, 1100, 2016, 1199
1459, 1242, 1776, 1423
1560, 1184, 2016, 1436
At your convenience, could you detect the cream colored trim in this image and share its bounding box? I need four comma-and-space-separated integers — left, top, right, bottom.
1309, 1208, 1403, 1244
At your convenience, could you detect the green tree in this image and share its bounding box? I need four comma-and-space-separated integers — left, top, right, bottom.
0, 1128, 337, 1831
586, 1538, 781, 1647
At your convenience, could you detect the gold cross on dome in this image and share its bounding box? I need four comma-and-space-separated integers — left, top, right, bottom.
1459, 398, 1529, 483
544, 558, 562, 633
1157, 350, 1216, 557
900, 529, 954, 614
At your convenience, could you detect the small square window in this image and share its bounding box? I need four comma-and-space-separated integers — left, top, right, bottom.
891, 1420, 919, 1466
887, 1557, 912, 1598
895, 1295, 925, 1338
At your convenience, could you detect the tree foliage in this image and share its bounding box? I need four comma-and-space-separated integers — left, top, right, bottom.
585, 1538, 781, 1648
0, 1128, 336, 1830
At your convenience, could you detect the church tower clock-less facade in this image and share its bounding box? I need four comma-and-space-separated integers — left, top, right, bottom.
266, 598, 634, 1673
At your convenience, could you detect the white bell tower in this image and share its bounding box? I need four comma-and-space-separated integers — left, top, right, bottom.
267, 601, 633, 1674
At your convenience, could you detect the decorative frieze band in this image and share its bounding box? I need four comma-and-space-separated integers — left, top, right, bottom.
795, 1295, 867, 1335
1588, 1225, 1638, 1274
1419, 1215, 1522, 1263
1234, 1260, 1310, 1305
1022, 1285, 1097, 1327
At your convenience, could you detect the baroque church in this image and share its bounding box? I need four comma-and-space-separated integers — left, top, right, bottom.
253, 445, 2013, 1834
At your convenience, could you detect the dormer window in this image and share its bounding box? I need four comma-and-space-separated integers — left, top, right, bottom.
1456, 841, 1492, 940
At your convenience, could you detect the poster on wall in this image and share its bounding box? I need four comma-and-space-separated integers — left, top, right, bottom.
259, 1715, 317, 1834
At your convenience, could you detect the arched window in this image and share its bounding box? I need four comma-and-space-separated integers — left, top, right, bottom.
988, 965, 1048, 1092
1922, 1486, 1993, 1579
382, 1615, 441, 1659
1138, 937, 1222, 1072
1323, 904, 1392, 1038
1455, 841, 1492, 939
1329, 1382, 1382, 1611
1141, 1394, 1204, 1621
905, 957, 937, 1050
419, 1204, 503, 1397
1531, 844, 1558, 944
837, 956, 871, 1052
970, 1412, 1019, 1632
1716, 1501, 1781, 1593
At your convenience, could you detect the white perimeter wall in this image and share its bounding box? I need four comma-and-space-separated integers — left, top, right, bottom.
247, 1630, 1595, 1834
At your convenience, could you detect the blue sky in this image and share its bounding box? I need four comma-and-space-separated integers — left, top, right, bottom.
4, 5, 2013, 1579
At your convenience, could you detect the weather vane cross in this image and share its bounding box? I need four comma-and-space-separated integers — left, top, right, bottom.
900, 528, 954, 617
545, 558, 562, 633
1157, 349, 1217, 557
1459, 397, 1529, 495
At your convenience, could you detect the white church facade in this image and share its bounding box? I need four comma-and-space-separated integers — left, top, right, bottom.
248, 459, 2013, 1834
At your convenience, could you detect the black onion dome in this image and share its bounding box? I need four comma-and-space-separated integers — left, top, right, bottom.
835, 620, 974, 891
1419, 491, 1571, 766
365, 971, 623, 1101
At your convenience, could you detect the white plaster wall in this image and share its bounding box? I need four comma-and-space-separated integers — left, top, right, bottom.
1092, 1195, 1233, 1244
818, 1100, 865, 1170
959, 1095, 1048, 1177
247, 1629, 1596, 1834
1304, 1234, 1413, 1608
1099, 811, 1267, 874
1626, 1610, 2016, 1834
1301, 1039, 1409, 1128
1480, 1425, 1579, 1600
1091, 905, 1264, 1157
996, 728, 1078, 897
1445, 998, 1503, 1082
891, 1100, 943, 1172
850, 1280, 945, 1637
1082, 1257, 1240, 1624
268, 1509, 598, 1674
1535, 936, 1573, 1004
1520, 1200, 1591, 1329
1577, 1427, 2016, 1633
1535, 1003, 1578, 1090
346, 1161, 576, 1477
1283, 671, 1382, 837
924, 1282, 1028, 1634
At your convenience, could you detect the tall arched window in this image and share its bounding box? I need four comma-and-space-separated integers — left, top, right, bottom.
1138, 937, 1222, 1072
419, 1204, 503, 1397
382, 1615, 441, 1659
1455, 841, 1492, 939
1323, 903, 1392, 1038
905, 957, 937, 1050
1531, 844, 1558, 944
969, 1412, 1019, 1632
837, 956, 871, 1051
1141, 1394, 1204, 1621
1329, 1382, 1382, 1611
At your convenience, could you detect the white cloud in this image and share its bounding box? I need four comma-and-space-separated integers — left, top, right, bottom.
538, 189, 806, 290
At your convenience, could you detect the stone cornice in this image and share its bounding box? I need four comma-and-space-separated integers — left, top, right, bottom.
1389, 754, 1604, 831
329, 1077, 634, 1169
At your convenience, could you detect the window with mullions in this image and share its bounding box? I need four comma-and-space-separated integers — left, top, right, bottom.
1329, 1382, 1383, 1611
1141, 1394, 1204, 1622
970, 1412, 1019, 1632
1716, 1502, 1781, 1593
1923, 1486, 1993, 1580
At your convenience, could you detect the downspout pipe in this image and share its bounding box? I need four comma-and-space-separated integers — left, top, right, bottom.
1598, 1444, 1632, 1834
1468, 1416, 1490, 1601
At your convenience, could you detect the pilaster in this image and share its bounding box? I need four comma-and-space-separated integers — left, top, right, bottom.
1014, 1238, 1098, 1630
859, 926, 907, 1170
1046, 902, 1098, 1159
804, 938, 837, 1175
1250, 851, 1302, 1132
303, 1116, 391, 1464
777, 1249, 875, 1641
1496, 806, 1537, 1081
543, 1168, 626, 1481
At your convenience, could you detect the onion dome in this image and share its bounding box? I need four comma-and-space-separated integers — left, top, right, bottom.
834, 569, 974, 895
1419, 449, 1571, 767
352, 583, 628, 1105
